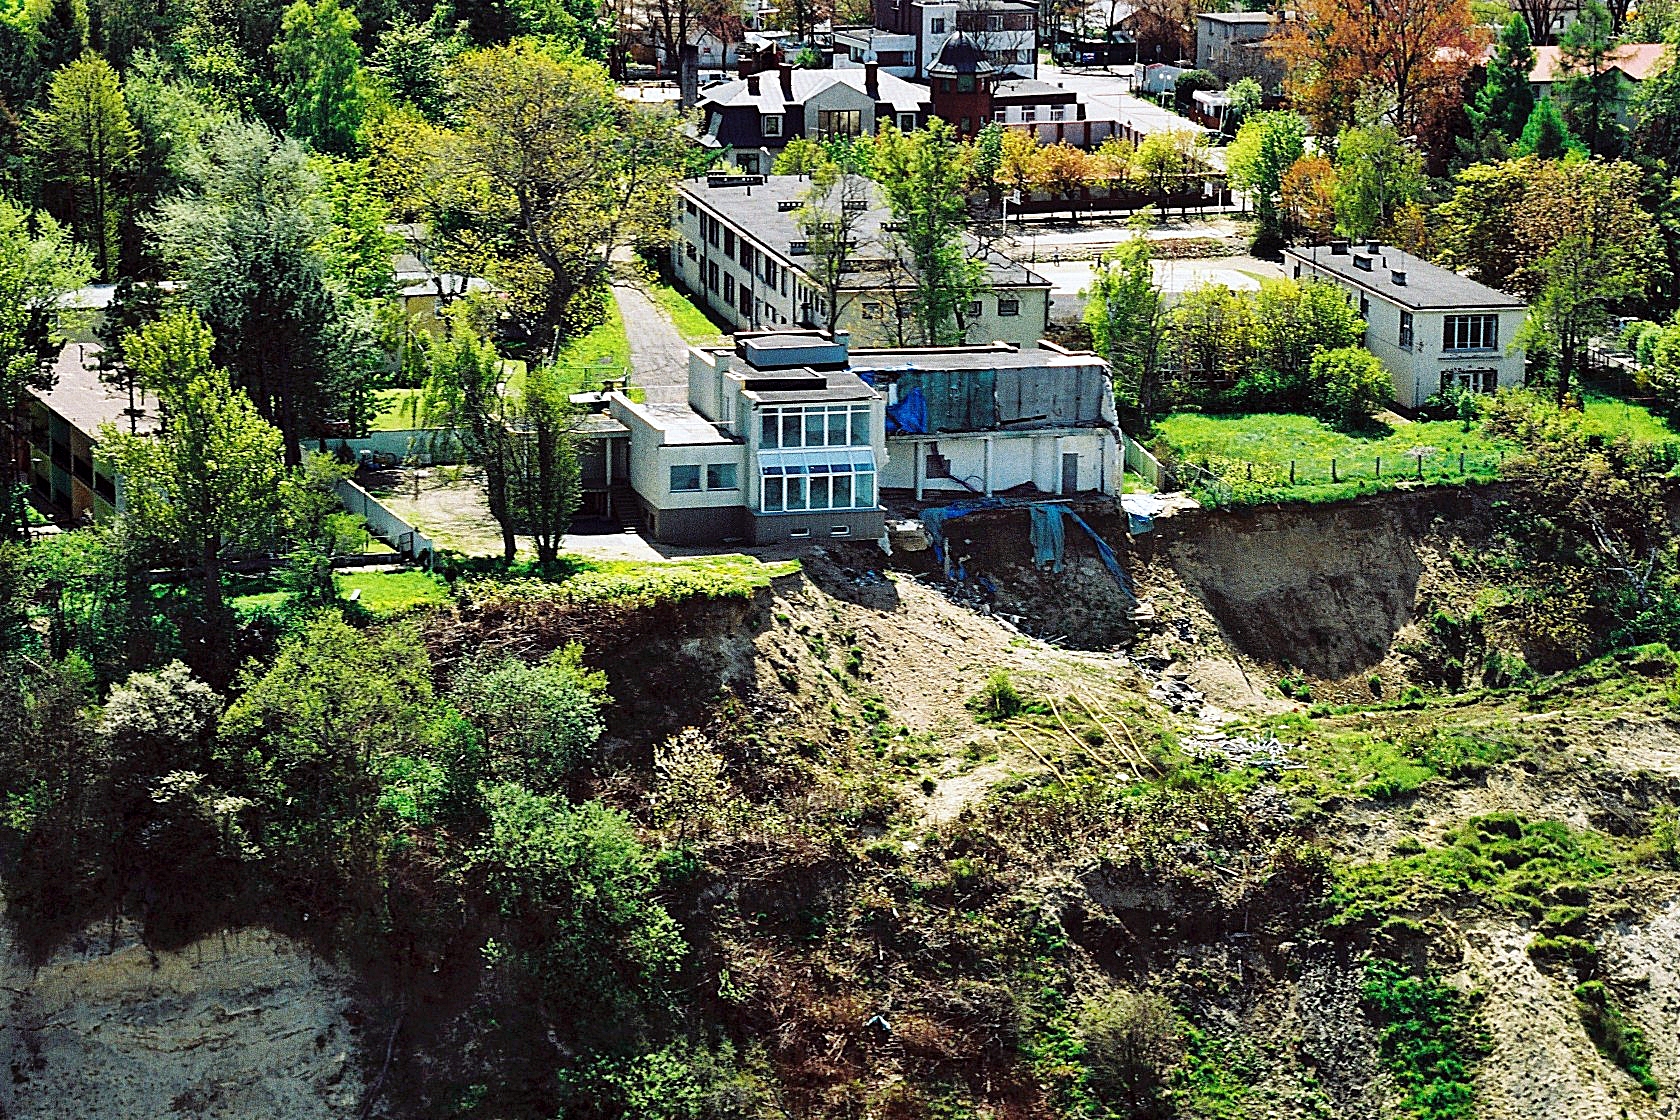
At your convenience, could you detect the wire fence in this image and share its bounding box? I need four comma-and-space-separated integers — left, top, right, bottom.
1169, 448, 1513, 507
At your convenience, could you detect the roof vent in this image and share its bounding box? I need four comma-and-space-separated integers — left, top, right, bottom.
1365, 240, 1380, 253
1329, 238, 1349, 255
1391, 269, 1407, 286
1353, 254, 1373, 271
777, 199, 800, 211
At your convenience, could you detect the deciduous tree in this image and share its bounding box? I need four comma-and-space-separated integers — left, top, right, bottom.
1084, 234, 1163, 414
1226, 110, 1306, 253
273, 0, 369, 156
98, 311, 285, 616
1333, 125, 1426, 240
873, 119, 987, 346
1280, 154, 1337, 242
29, 52, 135, 279
1272, 0, 1484, 148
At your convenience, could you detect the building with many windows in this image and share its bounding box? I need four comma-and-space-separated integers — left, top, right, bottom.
673, 173, 1051, 348
861, 0, 1038, 79
1283, 242, 1528, 410
20, 342, 157, 523
692, 62, 931, 171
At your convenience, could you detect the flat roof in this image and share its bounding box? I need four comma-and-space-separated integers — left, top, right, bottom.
1283, 244, 1526, 312
682, 174, 1048, 289
849, 343, 1101, 372
745, 368, 876, 403
36, 342, 163, 438
1198, 9, 1275, 21
642, 402, 735, 444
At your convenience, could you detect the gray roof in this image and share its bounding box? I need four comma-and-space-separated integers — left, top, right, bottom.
849, 343, 1101, 372
994, 78, 1075, 100
680, 174, 1048, 290
1283, 244, 1527, 312
36, 342, 163, 439
699, 67, 930, 113
1198, 10, 1276, 22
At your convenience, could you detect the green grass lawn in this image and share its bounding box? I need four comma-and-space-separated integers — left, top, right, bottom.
646, 279, 729, 345
459, 554, 801, 608
370, 388, 428, 432
1156, 393, 1680, 505
550, 293, 631, 393
231, 569, 450, 617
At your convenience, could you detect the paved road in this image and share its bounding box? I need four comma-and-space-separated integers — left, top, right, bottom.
611, 280, 691, 405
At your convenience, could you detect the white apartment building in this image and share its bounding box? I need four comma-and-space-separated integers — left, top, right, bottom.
674, 173, 1052, 349
1283, 242, 1529, 410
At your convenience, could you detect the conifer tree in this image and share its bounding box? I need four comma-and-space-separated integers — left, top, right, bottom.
1470, 13, 1536, 143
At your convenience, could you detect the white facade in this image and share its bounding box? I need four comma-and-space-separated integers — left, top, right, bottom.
881, 429, 1119, 497
1284, 246, 1528, 411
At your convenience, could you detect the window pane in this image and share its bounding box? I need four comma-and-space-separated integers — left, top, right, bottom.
762, 477, 783, 511
761, 411, 778, 448
855, 472, 874, 507
828, 410, 847, 445
832, 473, 852, 509
850, 408, 870, 446
707, 463, 738, 490
805, 411, 825, 445
670, 465, 701, 492
786, 476, 808, 510
782, 414, 801, 447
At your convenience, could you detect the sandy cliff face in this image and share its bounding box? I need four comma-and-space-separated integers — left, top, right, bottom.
0, 921, 362, 1119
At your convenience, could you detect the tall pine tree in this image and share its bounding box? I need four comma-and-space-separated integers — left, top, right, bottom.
1469, 13, 1536, 144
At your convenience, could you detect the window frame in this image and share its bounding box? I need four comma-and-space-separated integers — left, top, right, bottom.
1443, 313, 1499, 352
669, 464, 702, 493
1399, 310, 1414, 349
762, 112, 783, 137
996, 297, 1021, 317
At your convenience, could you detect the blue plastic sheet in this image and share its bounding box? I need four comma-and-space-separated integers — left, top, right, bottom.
885, 386, 929, 434
1029, 504, 1066, 573
917, 498, 1136, 604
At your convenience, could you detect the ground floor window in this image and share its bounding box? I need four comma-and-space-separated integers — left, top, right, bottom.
758, 449, 876, 512
1440, 368, 1498, 394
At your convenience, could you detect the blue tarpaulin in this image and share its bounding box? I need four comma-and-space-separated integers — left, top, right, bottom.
1029, 504, 1065, 573
886, 386, 929, 434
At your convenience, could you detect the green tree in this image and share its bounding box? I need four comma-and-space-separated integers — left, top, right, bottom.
1084, 234, 1163, 415
873, 119, 987, 346
438, 41, 689, 355
1310, 345, 1391, 428
771, 136, 825, 176
1333, 125, 1426, 240
273, 0, 369, 156
449, 644, 608, 794
309, 154, 400, 298
1162, 283, 1256, 403
28, 52, 135, 279
1469, 13, 1536, 146
149, 120, 366, 464
506, 361, 582, 566
0, 197, 89, 541
796, 163, 872, 336
93, 275, 165, 434
369, 6, 467, 118
120, 52, 230, 273
97, 311, 285, 615
35, 0, 88, 75
1633, 40, 1680, 168
1250, 277, 1367, 397
1516, 96, 1585, 157
1557, 0, 1628, 156
470, 782, 685, 1041
1077, 989, 1185, 1117
1226, 111, 1307, 254
425, 321, 520, 563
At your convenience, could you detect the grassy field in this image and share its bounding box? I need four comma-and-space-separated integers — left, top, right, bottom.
1156, 395, 1680, 505
646, 278, 729, 345
231, 569, 450, 617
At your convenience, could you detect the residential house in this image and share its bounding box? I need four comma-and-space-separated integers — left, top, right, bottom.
853, 340, 1122, 498
673, 173, 1052, 347
694, 62, 930, 172
602, 332, 888, 544
21, 342, 158, 522
591, 328, 1121, 543
1283, 242, 1528, 410
1530, 42, 1667, 122
923, 33, 1079, 135
1194, 11, 1286, 89
858, 0, 1038, 80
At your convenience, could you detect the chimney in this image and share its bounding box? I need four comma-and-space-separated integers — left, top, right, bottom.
1365, 240, 1380, 254
747, 72, 760, 95
865, 61, 880, 98
779, 62, 794, 100
1329, 239, 1349, 255
737, 56, 753, 79
1391, 269, 1407, 285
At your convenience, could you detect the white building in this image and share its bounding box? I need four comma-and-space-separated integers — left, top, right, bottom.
674, 173, 1052, 349
1283, 242, 1528, 410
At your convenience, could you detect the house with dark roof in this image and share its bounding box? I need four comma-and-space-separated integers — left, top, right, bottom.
673, 173, 1052, 348
1283, 242, 1529, 410
842, 0, 1038, 81
1194, 10, 1287, 89
924, 33, 1079, 137
694, 62, 930, 173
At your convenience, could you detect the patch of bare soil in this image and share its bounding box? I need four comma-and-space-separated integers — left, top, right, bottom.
0, 922, 362, 1120
1458, 923, 1663, 1120
1604, 899, 1680, 1094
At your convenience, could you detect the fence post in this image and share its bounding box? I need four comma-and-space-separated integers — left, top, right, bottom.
1415, 454, 1423, 480
1289, 460, 1295, 485
1246, 462, 1253, 481
1459, 452, 1465, 475
1375, 456, 1380, 479
1331, 458, 1338, 483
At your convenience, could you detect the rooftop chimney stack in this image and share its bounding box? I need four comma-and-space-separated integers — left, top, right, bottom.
1365, 240, 1380, 254
1391, 269, 1407, 285
779, 61, 794, 100
865, 61, 880, 98
737, 55, 753, 79
747, 72, 760, 95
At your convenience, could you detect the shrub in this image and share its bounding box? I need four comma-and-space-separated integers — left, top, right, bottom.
1362, 959, 1484, 1120
971, 670, 1024, 721
1076, 989, 1185, 1118
1310, 346, 1391, 430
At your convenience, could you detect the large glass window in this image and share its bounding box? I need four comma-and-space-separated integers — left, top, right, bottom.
670, 465, 701, 492
817, 110, 862, 138
1399, 310, 1414, 349
707, 462, 738, 490
1443, 314, 1498, 351
757, 449, 877, 513
758, 404, 874, 449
